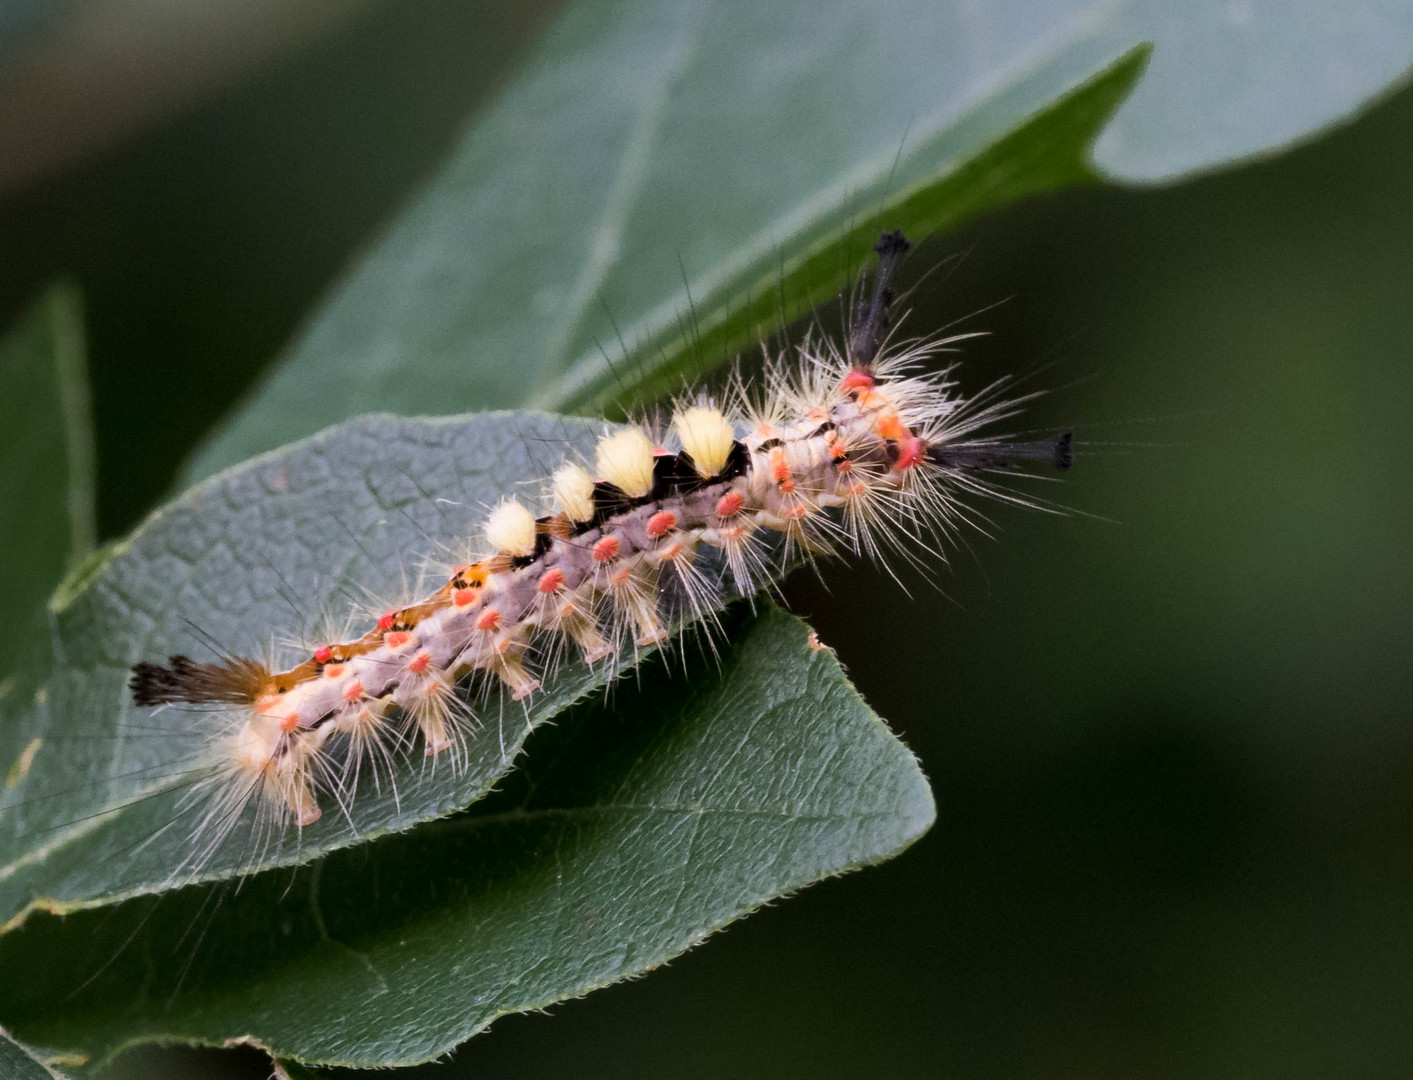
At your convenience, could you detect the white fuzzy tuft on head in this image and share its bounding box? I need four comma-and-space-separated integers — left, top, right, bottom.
552, 462, 596, 522
674, 405, 736, 477
484, 499, 537, 557
595, 427, 655, 498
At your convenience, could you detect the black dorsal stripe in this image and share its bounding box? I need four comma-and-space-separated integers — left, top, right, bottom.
590, 481, 635, 528
721, 440, 750, 480
573, 440, 753, 535
511, 531, 554, 568
650, 452, 701, 499
589, 441, 754, 529
653, 441, 752, 497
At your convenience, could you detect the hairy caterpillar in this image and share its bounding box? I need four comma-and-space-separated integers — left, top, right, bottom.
125, 230, 1072, 866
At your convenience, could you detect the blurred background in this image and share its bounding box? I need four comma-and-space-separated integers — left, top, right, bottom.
2, 2, 1411, 1077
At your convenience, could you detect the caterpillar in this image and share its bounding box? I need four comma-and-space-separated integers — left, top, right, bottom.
127, 230, 1072, 853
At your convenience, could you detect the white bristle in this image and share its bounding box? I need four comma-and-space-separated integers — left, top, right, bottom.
484, 499, 537, 557
675, 405, 736, 478
595, 427, 655, 499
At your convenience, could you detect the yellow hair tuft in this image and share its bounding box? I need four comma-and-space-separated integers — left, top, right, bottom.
552, 463, 596, 523
675, 405, 736, 478
595, 428, 655, 499
484, 499, 537, 557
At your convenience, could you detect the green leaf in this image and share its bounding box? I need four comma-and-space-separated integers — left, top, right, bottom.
0, 607, 934, 1071
0, 410, 910, 931
546, 47, 1146, 416
185, 0, 1413, 483
184, 24, 1140, 482
0, 1028, 68, 1080
1092, 0, 1413, 180
0, 411, 607, 926
0, 283, 94, 682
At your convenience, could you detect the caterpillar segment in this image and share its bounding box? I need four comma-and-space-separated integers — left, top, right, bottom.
127, 230, 1073, 831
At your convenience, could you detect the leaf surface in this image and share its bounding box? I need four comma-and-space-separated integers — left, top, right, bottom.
0, 1029, 67, 1080
0, 607, 934, 1071
0, 283, 94, 683
0, 411, 608, 926
186, 0, 1413, 481
186, 25, 1142, 479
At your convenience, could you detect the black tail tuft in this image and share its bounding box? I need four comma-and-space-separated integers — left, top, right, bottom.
129, 652, 270, 707
874, 228, 911, 263
129, 656, 192, 707
850, 230, 912, 369
927, 432, 1076, 473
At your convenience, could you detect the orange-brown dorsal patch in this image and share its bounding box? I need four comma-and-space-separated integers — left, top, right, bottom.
875, 410, 908, 441
453, 563, 490, 589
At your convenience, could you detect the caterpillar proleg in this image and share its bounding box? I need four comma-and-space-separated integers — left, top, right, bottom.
126, 230, 1072, 866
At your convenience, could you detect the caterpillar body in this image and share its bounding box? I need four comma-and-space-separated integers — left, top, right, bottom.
127, 231, 1072, 852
